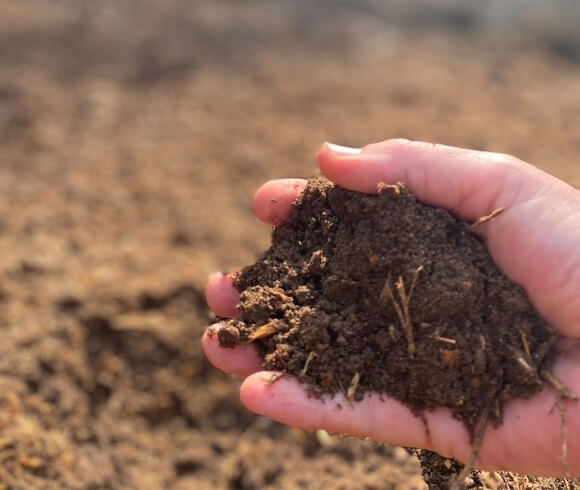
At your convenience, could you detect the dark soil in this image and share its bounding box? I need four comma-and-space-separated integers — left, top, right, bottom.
414, 450, 578, 489
222, 180, 558, 433
220, 180, 579, 488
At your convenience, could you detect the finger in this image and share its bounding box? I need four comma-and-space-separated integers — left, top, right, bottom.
241, 372, 432, 448
202, 323, 262, 376
240, 360, 580, 476
318, 139, 552, 223
205, 272, 240, 318
253, 179, 308, 226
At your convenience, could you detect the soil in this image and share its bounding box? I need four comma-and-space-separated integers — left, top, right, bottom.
2, 1, 580, 488
223, 180, 557, 430
220, 180, 567, 486
413, 450, 578, 490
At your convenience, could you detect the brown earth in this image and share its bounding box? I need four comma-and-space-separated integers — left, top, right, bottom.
1, 1, 580, 489
220, 180, 569, 488
222, 180, 557, 431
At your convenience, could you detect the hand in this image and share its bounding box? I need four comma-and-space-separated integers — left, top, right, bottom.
202, 139, 580, 477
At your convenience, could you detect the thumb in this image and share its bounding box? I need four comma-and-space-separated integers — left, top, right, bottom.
318, 139, 559, 222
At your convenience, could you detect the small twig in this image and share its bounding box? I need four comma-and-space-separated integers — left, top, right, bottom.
407, 265, 424, 302
430, 335, 457, 345
515, 355, 536, 375
507, 344, 536, 376
470, 207, 506, 229
347, 372, 361, 400
520, 331, 531, 359
301, 351, 317, 376
541, 369, 579, 401
380, 281, 408, 346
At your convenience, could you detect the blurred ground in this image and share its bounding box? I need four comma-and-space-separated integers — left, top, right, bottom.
0, 1, 579, 488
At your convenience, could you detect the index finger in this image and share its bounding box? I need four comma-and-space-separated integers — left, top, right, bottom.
253, 179, 307, 226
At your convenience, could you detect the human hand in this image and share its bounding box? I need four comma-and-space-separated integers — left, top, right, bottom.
202, 139, 580, 477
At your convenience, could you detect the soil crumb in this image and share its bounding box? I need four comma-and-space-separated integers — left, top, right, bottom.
413, 450, 578, 489
221, 179, 558, 432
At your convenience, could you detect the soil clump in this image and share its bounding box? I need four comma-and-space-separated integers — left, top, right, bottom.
221, 179, 559, 433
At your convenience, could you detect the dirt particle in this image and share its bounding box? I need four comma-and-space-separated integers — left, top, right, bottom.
439, 348, 460, 368
217, 324, 240, 347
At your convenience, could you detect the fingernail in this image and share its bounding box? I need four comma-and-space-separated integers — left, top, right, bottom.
326, 143, 362, 155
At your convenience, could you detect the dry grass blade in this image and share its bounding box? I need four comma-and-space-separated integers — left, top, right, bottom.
248, 320, 281, 341
396, 276, 415, 356
430, 335, 457, 345
407, 265, 424, 302
520, 331, 531, 359
347, 372, 361, 400
380, 280, 407, 339
380, 270, 422, 357
470, 206, 506, 229
516, 355, 536, 375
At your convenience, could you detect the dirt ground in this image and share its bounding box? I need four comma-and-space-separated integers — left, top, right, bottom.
1, 1, 580, 489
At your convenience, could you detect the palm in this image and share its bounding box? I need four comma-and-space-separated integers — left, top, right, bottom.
203, 140, 580, 477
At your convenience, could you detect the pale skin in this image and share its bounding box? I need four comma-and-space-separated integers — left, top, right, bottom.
202, 139, 580, 477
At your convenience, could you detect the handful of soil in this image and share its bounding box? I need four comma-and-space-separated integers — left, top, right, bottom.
219, 179, 559, 435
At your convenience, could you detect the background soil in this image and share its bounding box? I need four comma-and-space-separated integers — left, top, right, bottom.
0, 1, 580, 489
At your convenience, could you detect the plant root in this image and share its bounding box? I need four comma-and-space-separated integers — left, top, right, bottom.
541, 370, 578, 402
542, 369, 579, 479
301, 351, 318, 376
450, 408, 489, 490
